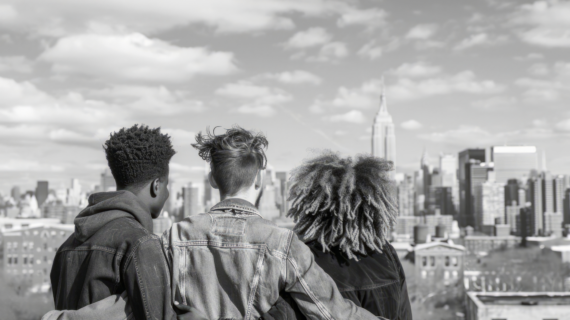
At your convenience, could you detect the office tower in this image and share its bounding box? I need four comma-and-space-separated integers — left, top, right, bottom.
528, 177, 544, 235
458, 149, 486, 227
505, 203, 519, 233
464, 159, 491, 229
100, 168, 116, 192
564, 189, 570, 226
554, 175, 566, 214
440, 153, 459, 211
397, 174, 415, 216
491, 146, 538, 184
421, 150, 431, 210
371, 80, 396, 170
504, 179, 522, 208
542, 171, 555, 215
544, 212, 563, 237
11, 186, 21, 201
182, 183, 201, 218
475, 172, 505, 230
428, 186, 455, 216
517, 205, 534, 244
35, 181, 49, 207
414, 169, 424, 215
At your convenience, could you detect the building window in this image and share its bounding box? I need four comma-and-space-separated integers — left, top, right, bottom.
22, 224, 29, 228
430, 256, 435, 267
444, 271, 449, 280
29, 242, 34, 250
14, 257, 18, 264
23, 257, 27, 265
452, 257, 458, 266
7, 256, 12, 265
13, 242, 18, 249
37, 259, 41, 265
452, 271, 458, 278
29, 256, 34, 265
44, 243, 47, 250
422, 257, 427, 267
33, 230, 38, 236
445, 256, 450, 267
421, 271, 427, 279
23, 242, 28, 251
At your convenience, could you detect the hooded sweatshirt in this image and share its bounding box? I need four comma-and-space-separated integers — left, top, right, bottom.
50, 191, 176, 320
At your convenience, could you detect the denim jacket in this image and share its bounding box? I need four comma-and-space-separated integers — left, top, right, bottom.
162, 198, 379, 320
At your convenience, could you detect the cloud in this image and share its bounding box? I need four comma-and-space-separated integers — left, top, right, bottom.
216, 81, 292, 117
284, 27, 332, 48
528, 63, 550, 76
0, 56, 33, 73
406, 24, 438, 40
255, 70, 322, 85
334, 130, 348, 136
514, 53, 544, 61
390, 62, 442, 78
0, 77, 53, 107
0, 0, 389, 36
510, 0, 570, 47
326, 110, 366, 123
471, 96, 517, 109
357, 40, 383, 60
515, 74, 568, 102
389, 71, 505, 101
308, 42, 349, 63
453, 33, 507, 50
39, 33, 237, 83
162, 128, 196, 147
336, 7, 387, 31
400, 120, 423, 130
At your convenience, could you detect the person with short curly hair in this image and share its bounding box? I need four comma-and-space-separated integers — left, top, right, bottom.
158, 125, 380, 320
264, 151, 412, 320
48, 124, 206, 320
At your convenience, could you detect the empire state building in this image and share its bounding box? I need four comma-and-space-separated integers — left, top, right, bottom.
371, 84, 396, 169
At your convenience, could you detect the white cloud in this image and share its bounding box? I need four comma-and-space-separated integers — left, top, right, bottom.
308, 42, 349, 63
406, 24, 438, 40
336, 7, 387, 31
400, 120, 423, 130
528, 63, 550, 76
0, 0, 388, 36
256, 70, 322, 85
162, 128, 196, 147
471, 96, 517, 109
0, 77, 53, 107
285, 27, 332, 48
216, 81, 291, 117
39, 33, 237, 83
511, 1, 570, 47
453, 33, 507, 50
389, 71, 505, 101
390, 62, 442, 78
514, 53, 544, 61
357, 40, 383, 60
326, 110, 366, 123
232, 105, 277, 117
0, 56, 33, 73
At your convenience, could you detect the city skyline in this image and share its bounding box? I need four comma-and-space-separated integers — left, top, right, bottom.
1, 0, 570, 195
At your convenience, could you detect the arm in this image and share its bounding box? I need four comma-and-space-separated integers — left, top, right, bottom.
390, 248, 412, 320
283, 233, 378, 320
123, 235, 177, 320
41, 293, 131, 320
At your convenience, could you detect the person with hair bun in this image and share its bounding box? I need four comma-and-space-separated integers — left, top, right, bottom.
264, 151, 412, 320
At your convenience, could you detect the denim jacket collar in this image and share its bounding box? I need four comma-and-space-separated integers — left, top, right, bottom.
209, 197, 261, 217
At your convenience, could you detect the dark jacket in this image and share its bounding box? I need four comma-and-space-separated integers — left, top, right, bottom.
50, 191, 176, 320
264, 241, 412, 320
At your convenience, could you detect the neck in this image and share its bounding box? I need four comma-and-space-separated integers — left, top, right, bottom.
220, 188, 259, 206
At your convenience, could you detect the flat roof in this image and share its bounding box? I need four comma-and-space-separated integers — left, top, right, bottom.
492, 146, 537, 153
469, 292, 570, 306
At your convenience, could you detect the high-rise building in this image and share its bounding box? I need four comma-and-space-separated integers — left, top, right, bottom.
440, 153, 459, 212
100, 168, 116, 192
544, 212, 563, 237
564, 189, 570, 226
397, 174, 415, 216
491, 146, 538, 184
421, 150, 432, 211
371, 80, 396, 170
458, 149, 486, 227
182, 183, 201, 218
428, 186, 455, 216
542, 171, 555, 214
464, 159, 491, 229
11, 186, 21, 202
504, 179, 522, 208
475, 172, 505, 230
505, 203, 519, 233
35, 181, 49, 207
528, 177, 544, 235
414, 169, 424, 215
554, 175, 567, 214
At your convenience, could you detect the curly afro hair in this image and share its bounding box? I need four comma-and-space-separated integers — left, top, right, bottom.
104, 124, 176, 189
192, 125, 268, 196
287, 151, 397, 260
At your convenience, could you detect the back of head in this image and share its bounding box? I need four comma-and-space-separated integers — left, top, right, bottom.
104, 124, 176, 190
192, 126, 268, 196
287, 151, 397, 259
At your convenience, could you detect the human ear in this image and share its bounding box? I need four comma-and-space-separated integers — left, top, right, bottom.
255, 169, 265, 190
151, 178, 160, 198
208, 172, 218, 190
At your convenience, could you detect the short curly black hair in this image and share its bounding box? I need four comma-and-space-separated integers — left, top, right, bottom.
104, 124, 176, 189
192, 125, 267, 196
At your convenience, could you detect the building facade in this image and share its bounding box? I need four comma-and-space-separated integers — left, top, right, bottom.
466, 292, 570, 320
463, 235, 520, 255
458, 149, 486, 228
491, 146, 538, 184
414, 242, 465, 298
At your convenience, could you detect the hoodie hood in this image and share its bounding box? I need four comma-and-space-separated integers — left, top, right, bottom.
74, 190, 153, 242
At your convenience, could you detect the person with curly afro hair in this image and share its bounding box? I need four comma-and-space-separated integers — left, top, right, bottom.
48, 124, 207, 320
264, 151, 412, 320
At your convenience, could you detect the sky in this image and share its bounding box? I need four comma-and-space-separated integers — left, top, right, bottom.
1, 0, 570, 195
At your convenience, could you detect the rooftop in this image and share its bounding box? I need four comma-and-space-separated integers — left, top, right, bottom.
468, 292, 570, 306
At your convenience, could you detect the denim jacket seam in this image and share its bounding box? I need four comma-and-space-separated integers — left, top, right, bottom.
58, 245, 124, 257
286, 255, 334, 320
244, 245, 267, 320
171, 239, 266, 249
131, 241, 151, 320
123, 234, 159, 270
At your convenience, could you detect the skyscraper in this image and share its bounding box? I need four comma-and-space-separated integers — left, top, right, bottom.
475, 172, 505, 229
421, 149, 431, 211
564, 189, 570, 226
491, 146, 538, 184
528, 177, 544, 236
371, 80, 396, 170
440, 153, 459, 212
397, 174, 415, 216
554, 175, 567, 214
35, 181, 49, 207
542, 171, 555, 214
458, 149, 486, 227
465, 160, 492, 229
183, 183, 201, 218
